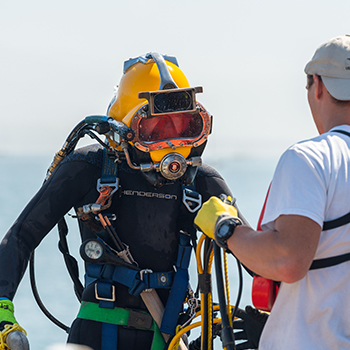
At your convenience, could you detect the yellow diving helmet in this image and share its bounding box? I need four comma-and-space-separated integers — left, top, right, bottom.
107, 52, 212, 186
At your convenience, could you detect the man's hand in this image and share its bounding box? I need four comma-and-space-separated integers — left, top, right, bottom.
233, 306, 268, 350
194, 196, 238, 238
194, 196, 242, 249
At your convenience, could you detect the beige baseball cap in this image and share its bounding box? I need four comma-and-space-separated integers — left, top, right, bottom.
304, 35, 350, 100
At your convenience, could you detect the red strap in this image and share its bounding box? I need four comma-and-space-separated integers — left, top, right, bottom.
252, 183, 279, 312
257, 183, 271, 231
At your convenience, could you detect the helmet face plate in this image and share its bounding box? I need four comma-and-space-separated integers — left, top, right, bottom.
130, 102, 211, 153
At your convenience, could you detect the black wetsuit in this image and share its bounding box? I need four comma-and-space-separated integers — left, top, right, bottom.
0, 144, 240, 350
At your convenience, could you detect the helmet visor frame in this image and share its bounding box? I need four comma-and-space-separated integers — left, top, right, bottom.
130, 102, 211, 152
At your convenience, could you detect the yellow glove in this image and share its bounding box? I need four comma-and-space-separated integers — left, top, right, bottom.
194, 196, 242, 250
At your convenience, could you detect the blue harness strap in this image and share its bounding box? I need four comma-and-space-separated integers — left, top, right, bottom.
99, 148, 119, 188
87, 264, 175, 297
101, 323, 118, 350
96, 149, 120, 349
160, 232, 192, 335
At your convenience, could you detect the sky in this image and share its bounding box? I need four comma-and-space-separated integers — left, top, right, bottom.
1, 0, 350, 162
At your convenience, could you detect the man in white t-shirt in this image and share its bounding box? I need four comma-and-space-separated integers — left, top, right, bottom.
195, 35, 350, 349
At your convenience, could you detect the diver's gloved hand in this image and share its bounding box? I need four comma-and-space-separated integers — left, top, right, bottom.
233, 306, 268, 350
0, 298, 17, 331
194, 196, 242, 250
0, 298, 28, 349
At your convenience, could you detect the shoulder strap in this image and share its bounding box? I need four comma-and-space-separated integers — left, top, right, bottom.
323, 213, 350, 231
332, 129, 350, 138
310, 252, 350, 270
322, 129, 350, 231
97, 148, 119, 193
311, 129, 350, 269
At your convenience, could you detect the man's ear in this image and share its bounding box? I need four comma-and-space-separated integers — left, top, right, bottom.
314, 74, 324, 100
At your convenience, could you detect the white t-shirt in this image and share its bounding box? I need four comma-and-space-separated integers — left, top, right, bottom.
259, 125, 350, 350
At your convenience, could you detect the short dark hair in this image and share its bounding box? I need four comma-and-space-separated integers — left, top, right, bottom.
306, 74, 314, 90
306, 74, 350, 107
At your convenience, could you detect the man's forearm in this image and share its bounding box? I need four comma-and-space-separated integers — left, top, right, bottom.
228, 215, 321, 283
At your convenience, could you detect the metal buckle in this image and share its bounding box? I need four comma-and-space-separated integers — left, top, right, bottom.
182, 188, 202, 213
95, 284, 116, 302
180, 297, 199, 329
140, 269, 153, 292
96, 178, 119, 196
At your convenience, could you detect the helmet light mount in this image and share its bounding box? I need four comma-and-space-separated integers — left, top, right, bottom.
138, 86, 203, 118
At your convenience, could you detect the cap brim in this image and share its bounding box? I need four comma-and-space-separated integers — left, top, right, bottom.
322, 76, 350, 101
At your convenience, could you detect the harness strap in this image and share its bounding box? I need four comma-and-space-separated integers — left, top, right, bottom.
310, 252, 350, 270
322, 129, 350, 230
77, 302, 165, 350
91, 149, 121, 309
310, 129, 350, 270
323, 212, 350, 231
86, 264, 175, 296
99, 148, 119, 187
322, 130, 350, 232
101, 323, 118, 350
332, 130, 350, 138
160, 232, 192, 336
95, 149, 119, 209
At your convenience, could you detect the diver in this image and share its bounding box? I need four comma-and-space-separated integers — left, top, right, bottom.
0, 52, 248, 350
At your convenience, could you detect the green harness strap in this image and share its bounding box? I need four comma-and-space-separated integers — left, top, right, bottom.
77, 302, 165, 350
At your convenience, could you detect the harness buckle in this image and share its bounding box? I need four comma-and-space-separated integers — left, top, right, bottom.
95, 284, 116, 302
97, 178, 119, 196
140, 269, 153, 292
182, 188, 202, 213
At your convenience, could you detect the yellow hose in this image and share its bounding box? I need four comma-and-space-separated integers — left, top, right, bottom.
224, 252, 233, 327
167, 304, 238, 350
196, 235, 215, 350
196, 234, 206, 274
168, 318, 223, 350
196, 234, 206, 349
207, 249, 214, 350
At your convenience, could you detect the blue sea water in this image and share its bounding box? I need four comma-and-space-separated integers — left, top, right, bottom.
0, 152, 277, 349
